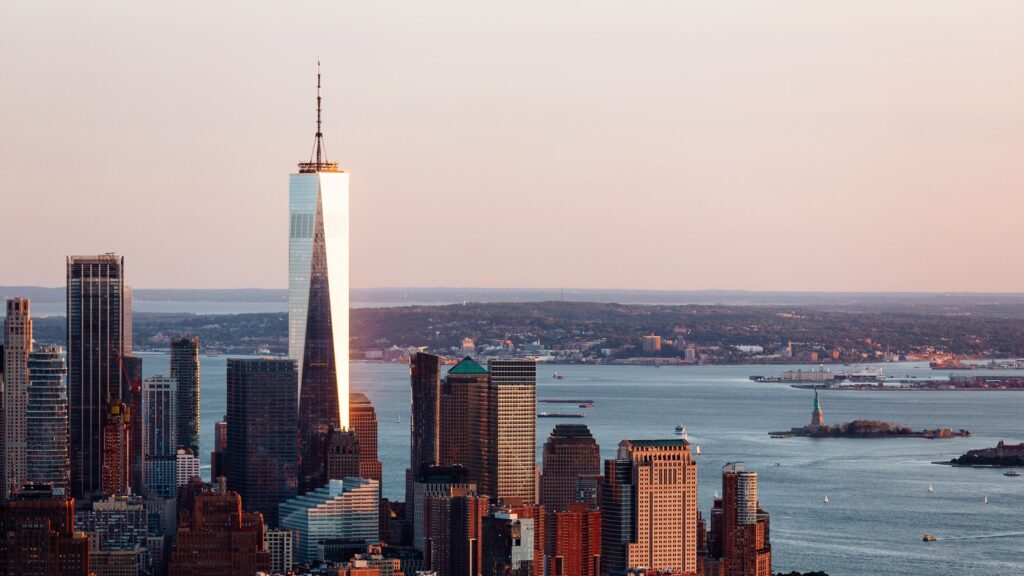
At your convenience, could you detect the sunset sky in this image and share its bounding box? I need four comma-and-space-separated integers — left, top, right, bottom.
2, 1, 1023, 291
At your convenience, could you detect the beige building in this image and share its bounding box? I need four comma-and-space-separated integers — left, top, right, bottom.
641, 335, 662, 353
487, 359, 537, 504
4, 298, 32, 495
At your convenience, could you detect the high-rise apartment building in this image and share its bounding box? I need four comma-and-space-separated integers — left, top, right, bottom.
225, 358, 298, 526
351, 392, 384, 483
482, 510, 537, 576
4, 298, 32, 495
101, 402, 131, 497
26, 346, 69, 489
265, 528, 294, 574
279, 477, 380, 563
143, 376, 177, 458
705, 463, 771, 576
548, 503, 601, 576
487, 359, 537, 504
424, 489, 488, 576
413, 467, 476, 555
67, 254, 125, 499
601, 439, 698, 576
170, 336, 200, 456
290, 64, 351, 494
176, 448, 200, 486
168, 486, 270, 576
122, 355, 145, 496
540, 424, 601, 514
123, 284, 133, 356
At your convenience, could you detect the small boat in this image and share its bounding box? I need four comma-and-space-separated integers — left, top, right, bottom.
675, 424, 687, 437
984, 495, 989, 505
927, 484, 934, 493
695, 445, 702, 456
396, 415, 402, 424
714, 490, 720, 499
823, 495, 829, 504
1004, 470, 1022, 477
553, 372, 564, 380
922, 534, 937, 542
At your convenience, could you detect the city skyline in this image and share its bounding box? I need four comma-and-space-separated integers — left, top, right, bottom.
4, 2, 1024, 292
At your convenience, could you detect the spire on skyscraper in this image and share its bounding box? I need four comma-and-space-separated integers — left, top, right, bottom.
300, 59, 340, 173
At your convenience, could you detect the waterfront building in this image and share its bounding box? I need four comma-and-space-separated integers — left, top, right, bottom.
142, 376, 177, 458
176, 448, 200, 486
266, 528, 294, 574
601, 439, 698, 576
548, 503, 601, 576
170, 336, 200, 456
289, 64, 352, 494
26, 346, 70, 489
123, 355, 145, 496
4, 297, 32, 495
0, 484, 90, 575
279, 477, 380, 563
487, 359, 537, 504
641, 335, 661, 354
101, 402, 131, 497
168, 487, 270, 576
351, 392, 384, 483
225, 358, 298, 526
540, 424, 601, 514
423, 489, 488, 576
482, 510, 536, 576
67, 254, 125, 499
705, 463, 771, 576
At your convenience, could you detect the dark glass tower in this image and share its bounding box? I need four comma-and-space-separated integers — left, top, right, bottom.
170, 335, 201, 455
410, 352, 441, 481
226, 358, 298, 526
67, 254, 124, 499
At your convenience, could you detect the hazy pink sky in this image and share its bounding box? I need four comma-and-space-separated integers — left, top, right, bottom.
2, 2, 1023, 291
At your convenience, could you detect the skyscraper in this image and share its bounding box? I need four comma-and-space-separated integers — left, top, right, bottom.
123, 355, 145, 496
142, 376, 177, 458
439, 357, 490, 494
711, 463, 771, 576
67, 254, 125, 499
278, 477, 380, 563
410, 352, 442, 482
289, 63, 351, 493
170, 336, 200, 456
26, 346, 70, 489
225, 358, 298, 526
3, 298, 32, 496
101, 402, 131, 496
424, 489, 489, 576
601, 439, 698, 576
351, 392, 384, 484
548, 503, 601, 576
540, 424, 601, 514
487, 359, 537, 504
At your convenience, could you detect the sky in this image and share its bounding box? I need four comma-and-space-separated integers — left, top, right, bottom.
1, 1, 1023, 292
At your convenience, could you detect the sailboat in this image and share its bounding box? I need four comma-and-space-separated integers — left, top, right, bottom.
714, 490, 720, 499
824, 495, 830, 504
396, 414, 402, 424
984, 495, 989, 505
927, 484, 934, 493
695, 445, 702, 456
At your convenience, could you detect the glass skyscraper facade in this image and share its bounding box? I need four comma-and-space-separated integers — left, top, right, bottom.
26, 345, 69, 489
169, 336, 200, 455
289, 68, 351, 493
67, 254, 124, 499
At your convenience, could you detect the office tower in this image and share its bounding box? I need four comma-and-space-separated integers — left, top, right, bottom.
601, 439, 698, 576
327, 426, 363, 481
0, 485, 90, 575
123, 355, 145, 496
410, 352, 442, 484
67, 254, 125, 499
26, 346, 70, 489
487, 359, 537, 503
170, 336, 200, 456
143, 376, 177, 458
145, 455, 178, 498
176, 448, 200, 485
290, 64, 351, 494
540, 424, 601, 514
279, 477, 380, 563
351, 392, 384, 483
225, 358, 298, 526
482, 510, 536, 576
123, 284, 133, 356
711, 463, 771, 576
4, 297, 32, 495
548, 503, 601, 576
101, 402, 131, 496
439, 357, 490, 490
211, 418, 227, 480
168, 487, 270, 576
424, 489, 488, 576
412, 466, 475, 554
266, 528, 294, 574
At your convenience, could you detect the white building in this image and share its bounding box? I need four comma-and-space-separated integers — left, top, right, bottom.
279, 478, 379, 563
265, 528, 294, 575
176, 449, 200, 486
142, 376, 177, 457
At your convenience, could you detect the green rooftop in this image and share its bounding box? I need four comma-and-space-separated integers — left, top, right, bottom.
447, 356, 488, 375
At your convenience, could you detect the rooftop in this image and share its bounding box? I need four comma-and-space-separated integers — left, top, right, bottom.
447, 356, 488, 375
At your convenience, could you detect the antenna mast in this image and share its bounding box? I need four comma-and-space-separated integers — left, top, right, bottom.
300, 59, 340, 173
